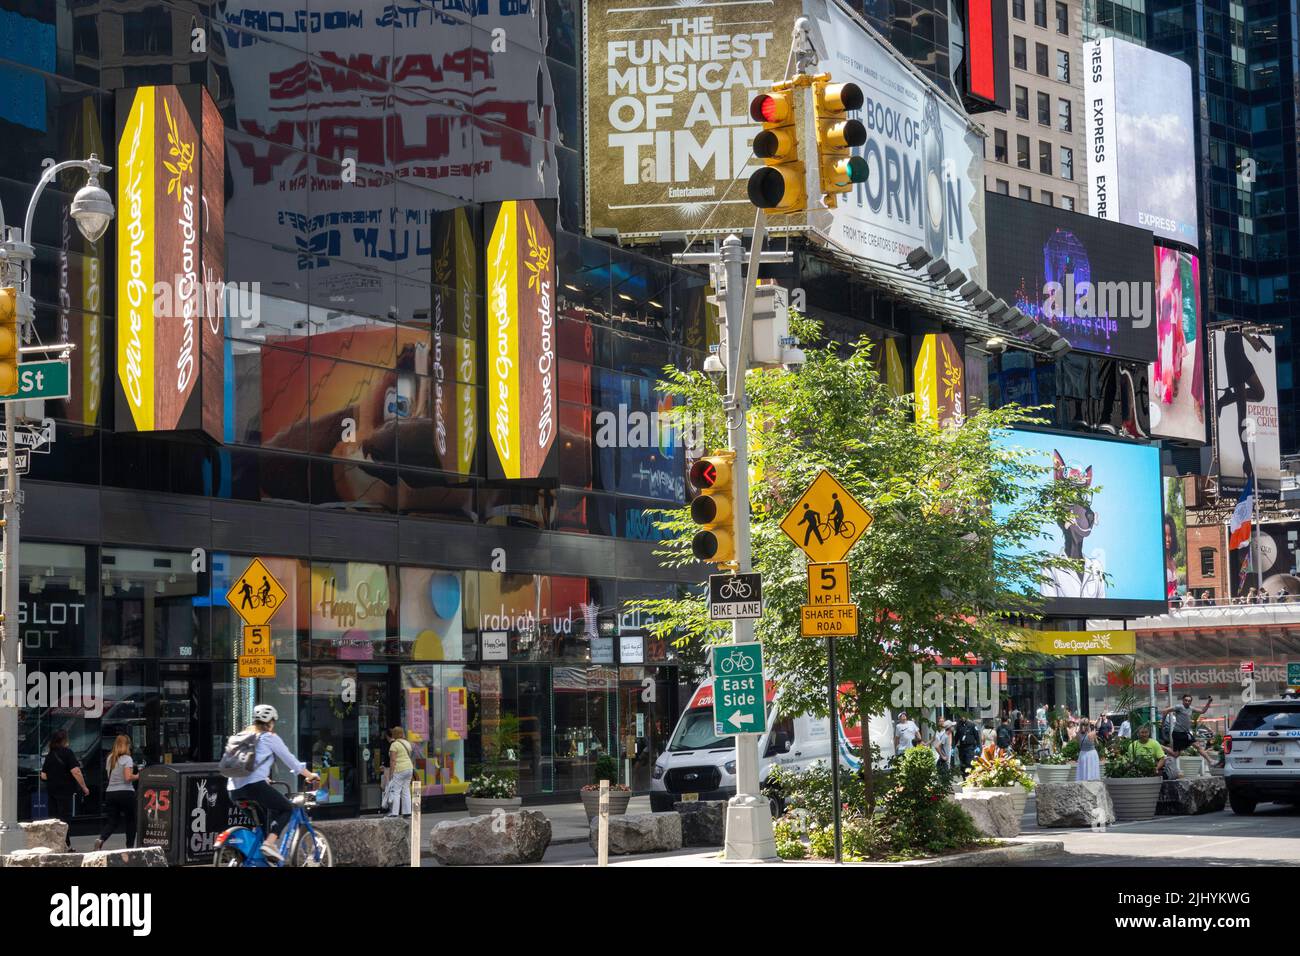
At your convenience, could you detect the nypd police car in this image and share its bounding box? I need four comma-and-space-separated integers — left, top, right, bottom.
1223, 697, 1300, 815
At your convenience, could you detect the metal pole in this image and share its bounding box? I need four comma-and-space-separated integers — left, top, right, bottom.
0, 217, 21, 854
719, 232, 776, 862
826, 637, 842, 864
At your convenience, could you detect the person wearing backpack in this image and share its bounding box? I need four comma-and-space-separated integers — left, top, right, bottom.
40, 729, 90, 850
222, 704, 320, 863
386, 726, 416, 818
956, 716, 981, 772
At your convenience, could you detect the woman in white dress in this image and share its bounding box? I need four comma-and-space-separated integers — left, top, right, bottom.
1074, 720, 1101, 781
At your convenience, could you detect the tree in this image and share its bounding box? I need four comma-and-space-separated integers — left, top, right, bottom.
631, 319, 1094, 810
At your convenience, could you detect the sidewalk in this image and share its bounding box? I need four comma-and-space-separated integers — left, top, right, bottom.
419, 795, 651, 850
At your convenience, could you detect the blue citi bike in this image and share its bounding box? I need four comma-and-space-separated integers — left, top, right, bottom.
213, 783, 333, 867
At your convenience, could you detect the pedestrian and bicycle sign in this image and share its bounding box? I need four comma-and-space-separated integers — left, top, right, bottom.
0, 360, 70, 402
712, 643, 765, 734
226, 557, 286, 628
779, 469, 872, 563
708, 572, 763, 620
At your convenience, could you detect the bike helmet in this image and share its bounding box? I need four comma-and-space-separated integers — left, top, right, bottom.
252, 703, 279, 724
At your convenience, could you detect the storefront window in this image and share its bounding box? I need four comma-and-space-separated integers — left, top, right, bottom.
310, 561, 398, 660
211, 554, 309, 661
300, 664, 356, 806
399, 567, 471, 661
101, 548, 207, 659
401, 664, 471, 795
477, 572, 612, 663
19, 543, 96, 659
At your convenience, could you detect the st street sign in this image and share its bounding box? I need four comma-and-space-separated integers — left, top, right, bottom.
708, 572, 763, 620
0, 360, 71, 402
712, 643, 765, 735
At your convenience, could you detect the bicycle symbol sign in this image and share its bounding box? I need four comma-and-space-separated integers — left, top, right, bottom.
709, 572, 763, 620
779, 470, 873, 563
227, 557, 288, 628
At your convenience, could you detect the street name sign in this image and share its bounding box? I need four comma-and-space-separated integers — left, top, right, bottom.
712, 643, 765, 735
708, 572, 763, 620
226, 557, 288, 627
779, 469, 872, 563
801, 604, 859, 637
0, 360, 70, 402
807, 562, 850, 605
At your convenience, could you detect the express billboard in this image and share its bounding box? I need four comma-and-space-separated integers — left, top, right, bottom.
996, 429, 1166, 617
984, 192, 1155, 361
114, 84, 225, 440
1213, 329, 1281, 494
1085, 37, 1197, 246
583, 0, 987, 285
1148, 246, 1205, 443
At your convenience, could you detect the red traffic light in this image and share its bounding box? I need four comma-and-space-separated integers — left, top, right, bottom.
690, 458, 719, 489
750, 93, 790, 124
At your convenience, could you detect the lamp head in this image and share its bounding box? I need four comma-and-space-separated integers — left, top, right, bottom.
71, 177, 114, 242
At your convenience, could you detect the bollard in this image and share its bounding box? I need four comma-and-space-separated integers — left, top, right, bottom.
598, 779, 609, 867
410, 778, 423, 868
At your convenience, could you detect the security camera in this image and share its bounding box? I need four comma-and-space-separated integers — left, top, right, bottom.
703, 351, 726, 381
985, 336, 1008, 354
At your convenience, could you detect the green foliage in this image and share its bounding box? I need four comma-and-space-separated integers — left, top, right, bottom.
593, 754, 618, 784
876, 747, 963, 854
773, 817, 808, 859
964, 750, 1035, 792
934, 800, 984, 851
764, 762, 867, 828
1103, 742, 1160, 778
466, 771, 517, 799
1060, 737, 1081, 762
625, 320, 1095, 753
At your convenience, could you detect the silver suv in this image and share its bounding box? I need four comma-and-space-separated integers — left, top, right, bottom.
1223, 698, 1300, 815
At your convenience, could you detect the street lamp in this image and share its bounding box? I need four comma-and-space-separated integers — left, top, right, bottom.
0, 153, 113, 854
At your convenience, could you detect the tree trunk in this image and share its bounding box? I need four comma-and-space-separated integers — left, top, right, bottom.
857, 685, 876, 814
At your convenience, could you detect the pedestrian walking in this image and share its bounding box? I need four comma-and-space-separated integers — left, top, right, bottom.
956, 715, 981, 773
894, 711, 920, 755
932, 720, 953, 777
40, 729, 89, 850
980, 721, 996, 750
386, 725, 415, 818
1096, 713, 1114, 744
95, 734, 138, 850
995, 717, 1013, 752
1075, 720, 1101, 781
1118, 714, 1132, 739
1035, 703, 1048, 737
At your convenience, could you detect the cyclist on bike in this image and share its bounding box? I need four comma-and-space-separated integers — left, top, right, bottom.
258, 576, 272, 606
829, 493, 845, 536
227, 704, 320, 863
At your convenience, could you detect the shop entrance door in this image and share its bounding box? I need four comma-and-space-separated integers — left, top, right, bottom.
357, 669, 392, 812
619, 668, 672, 792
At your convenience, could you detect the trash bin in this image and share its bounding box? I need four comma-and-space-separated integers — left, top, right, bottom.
137, 763, 255, 866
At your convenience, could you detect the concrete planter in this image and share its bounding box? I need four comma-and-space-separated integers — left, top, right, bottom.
581, 788, 632, 821
1178, 755, 1205, 778
1035, 763, 1075, 785
465, 796, 522, 817
964, 784, 1028, 818
1104, 776, 1163, 821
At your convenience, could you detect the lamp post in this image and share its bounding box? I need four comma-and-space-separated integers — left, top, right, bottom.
0, 154, 113, 854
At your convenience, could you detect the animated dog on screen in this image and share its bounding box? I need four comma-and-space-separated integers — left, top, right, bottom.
1041, 451, 1107, 599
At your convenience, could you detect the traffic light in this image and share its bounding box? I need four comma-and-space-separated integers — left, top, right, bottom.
747, 87, 806, 215
689, 452, 737, 567
813, 78, 868, 207
0, 287, 17, 396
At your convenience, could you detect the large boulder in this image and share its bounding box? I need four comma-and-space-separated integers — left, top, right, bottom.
1157, 776, 1228, 816
1035, 781, 1115, 828
949, 790, 1020, 837
1, 848, 83, 867
21, 819, 69, 850
429, 810, 551, 866
80, 846, 168, 867
314, 817, 410, 866
674, 801, 725, 847
589, 812, 682, 856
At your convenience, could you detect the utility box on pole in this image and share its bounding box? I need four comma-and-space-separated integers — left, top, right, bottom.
751, 284, 791, 367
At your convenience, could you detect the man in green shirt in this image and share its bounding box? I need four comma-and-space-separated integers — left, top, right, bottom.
1129, 725, 1168, 774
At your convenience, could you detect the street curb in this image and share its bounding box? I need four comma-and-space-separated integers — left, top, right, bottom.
419, 834, 599, 859
862, 839, 1066, 867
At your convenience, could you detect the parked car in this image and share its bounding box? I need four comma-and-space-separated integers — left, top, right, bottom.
1222, 698, 1300, 815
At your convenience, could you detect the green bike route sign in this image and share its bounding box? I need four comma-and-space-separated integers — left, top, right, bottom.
712, 643, 765, 735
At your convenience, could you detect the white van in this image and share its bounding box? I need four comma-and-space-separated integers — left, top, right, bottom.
649, 675, 895, 812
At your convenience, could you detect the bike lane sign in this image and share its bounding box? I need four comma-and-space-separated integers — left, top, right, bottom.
709, 572, 763, 620
779, 469, 872, 563
712, 644, 765, 734
226, 557, 287, 628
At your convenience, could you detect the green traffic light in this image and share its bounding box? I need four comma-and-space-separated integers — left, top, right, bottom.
834, 155, 869, 186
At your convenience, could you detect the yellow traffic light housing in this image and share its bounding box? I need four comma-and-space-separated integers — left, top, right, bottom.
747, 88, 806, 215
689, 452, 737, 567
813, 78, 869, 207
0, 287, 17, 396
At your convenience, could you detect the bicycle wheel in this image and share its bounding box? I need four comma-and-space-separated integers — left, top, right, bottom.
214, 845, 245, 867
289, 827, 333, 867
262, 593, 277, 609
838, 520, 855, 538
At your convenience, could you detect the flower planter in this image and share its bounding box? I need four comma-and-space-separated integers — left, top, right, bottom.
581, 789, 632, 821
964, 785, 1028, 818
1103, 776, 1162, 821
1035, 763, 1076, 785
465, 796, 522, 817
1178, 755, 1205, 778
